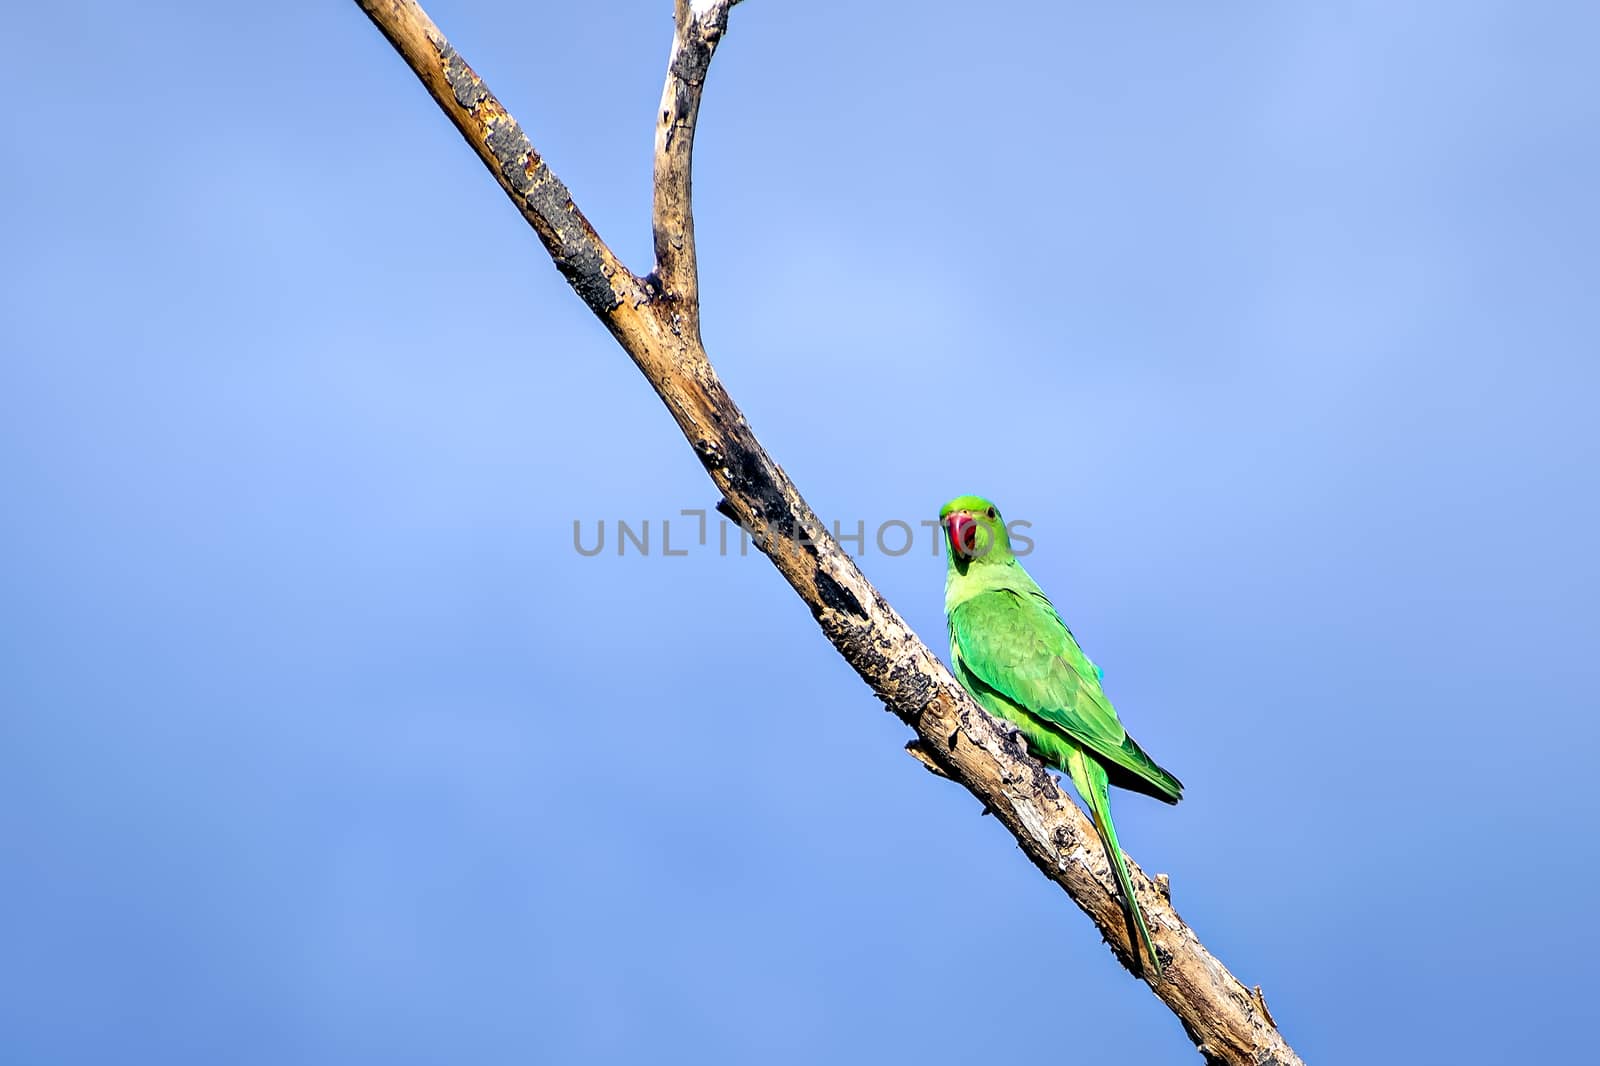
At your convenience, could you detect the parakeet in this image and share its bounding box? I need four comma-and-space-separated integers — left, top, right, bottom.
939, 494, 1182, 978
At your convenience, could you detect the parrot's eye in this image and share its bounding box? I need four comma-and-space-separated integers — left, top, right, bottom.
985, 507, 997, 520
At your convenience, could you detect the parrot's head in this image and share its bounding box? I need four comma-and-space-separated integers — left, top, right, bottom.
939, 495, 1012, 569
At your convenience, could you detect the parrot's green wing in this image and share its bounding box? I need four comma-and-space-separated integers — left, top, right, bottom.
950, 588, 1183, 803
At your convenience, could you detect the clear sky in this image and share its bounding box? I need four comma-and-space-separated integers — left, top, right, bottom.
4, 1, 1597, 1063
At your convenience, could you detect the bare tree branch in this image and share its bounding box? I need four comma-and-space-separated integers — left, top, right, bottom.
651, 0, 733, 336
352, 3, 1304, 1063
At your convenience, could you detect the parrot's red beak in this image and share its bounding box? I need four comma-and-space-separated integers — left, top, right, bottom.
945, 512, 979, 561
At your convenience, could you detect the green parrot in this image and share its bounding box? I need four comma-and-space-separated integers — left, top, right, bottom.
939, 494, 1182, 978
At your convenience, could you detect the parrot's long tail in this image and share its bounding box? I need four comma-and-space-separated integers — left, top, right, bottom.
1066, 745, 1163, 980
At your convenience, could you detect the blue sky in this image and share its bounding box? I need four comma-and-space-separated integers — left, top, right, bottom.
3, 1, 1597, 1063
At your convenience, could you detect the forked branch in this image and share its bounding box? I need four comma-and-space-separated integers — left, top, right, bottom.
352, 3, 1303, 1063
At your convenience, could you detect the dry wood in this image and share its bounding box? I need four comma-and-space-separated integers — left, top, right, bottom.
352, 3, 1304, 1062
